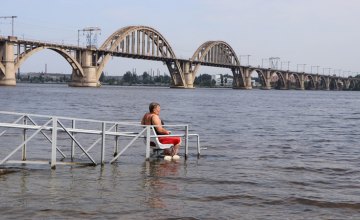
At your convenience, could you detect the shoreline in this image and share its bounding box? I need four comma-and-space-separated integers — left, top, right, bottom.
15, 81, 238, 88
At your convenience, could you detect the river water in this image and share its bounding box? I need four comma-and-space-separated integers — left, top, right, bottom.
0, 83, 360, 219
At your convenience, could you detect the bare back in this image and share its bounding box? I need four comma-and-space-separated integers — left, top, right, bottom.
141, 112, 168, 135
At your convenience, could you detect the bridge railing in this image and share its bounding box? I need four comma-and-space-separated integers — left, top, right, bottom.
0, 34, 83, 49
0, 111, 200, 169
17, 38, 83, 49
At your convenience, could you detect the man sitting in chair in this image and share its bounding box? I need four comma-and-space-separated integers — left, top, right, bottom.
141, 102, 181, 158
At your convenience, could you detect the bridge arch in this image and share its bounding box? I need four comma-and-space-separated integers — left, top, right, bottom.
248, 68, 267, 89
317, 75, 327, 90
0, 63, 4, 76
353, 78, 360, 90
338, 78, 347, 90
190, 41, 240, 78
96, 26, 184, 86
191, 41, 240, 65
14, 46, 84, 77
348, 79, 355, 90
270, 71, 286, 89
304, 74, 316, 90
329, 77, 339, 90
288, 73, 301, 89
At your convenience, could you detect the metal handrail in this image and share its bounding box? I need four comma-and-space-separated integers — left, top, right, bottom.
0, 111, 200, 169
0, 111, 142, 125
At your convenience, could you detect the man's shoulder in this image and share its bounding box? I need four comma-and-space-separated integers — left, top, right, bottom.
151, 114, 161, 123
151, 114, 159, 118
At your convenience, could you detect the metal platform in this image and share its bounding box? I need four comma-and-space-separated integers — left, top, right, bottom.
0, 111, 200, 169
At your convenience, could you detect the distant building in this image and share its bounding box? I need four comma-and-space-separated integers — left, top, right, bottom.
212, 74, 221, 85
251, 79, 256, 87
212, 74, 233, 87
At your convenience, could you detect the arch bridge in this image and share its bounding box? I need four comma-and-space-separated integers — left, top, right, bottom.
0, 26, 359, 90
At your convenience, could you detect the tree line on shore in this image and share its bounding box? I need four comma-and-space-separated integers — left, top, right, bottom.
100, 71, 220, 87
16, 71, 360, 90
17, 71, 220, 87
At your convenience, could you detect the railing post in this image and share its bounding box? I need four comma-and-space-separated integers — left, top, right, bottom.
71, 119, 76, 161
22, 115, 27, 161
145, 126, 150, 160
185, 125, 189, 159
51, 117, 57, 169
197, 135, 201, 157
101, 122, 106, 165
114, 124, 119, 157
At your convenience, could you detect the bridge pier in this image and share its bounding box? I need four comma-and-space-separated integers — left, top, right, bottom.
262, 85, 272, 90
166, 61, 191, 89
287, 79, 292, 90
183, 62, 194, 88
263, 70, 272, 90
344, 80, 351, 90
325, 78, 330, 90
299, 75, 305, 90
282, 72, 289, 90
241, 82, 253, 89
69, 67, 99, 87
232, 67, 251, 89
243, 68, 253, 89
0, 37, 17, 86
69, 50, 100, 87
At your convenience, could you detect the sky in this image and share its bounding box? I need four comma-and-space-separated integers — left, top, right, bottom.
1, 0, 359, 77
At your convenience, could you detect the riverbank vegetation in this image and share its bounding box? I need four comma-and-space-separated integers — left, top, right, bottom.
16, 72, 360, 90
17, 71, 220, 87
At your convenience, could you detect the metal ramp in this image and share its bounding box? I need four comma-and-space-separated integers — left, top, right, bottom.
0, 111, 200, 169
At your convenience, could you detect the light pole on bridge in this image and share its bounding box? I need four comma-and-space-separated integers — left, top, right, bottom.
78, 27, 101, 48
269, 57, 280, 69
322, 68, 331, 75
77, 29, 81, 46
0, 16, 17, 36
281, 61, 290, 71
311, 66, 320, 74
239, 55, 251, 66
297, 64, 306, 72
261, 58, 268, 68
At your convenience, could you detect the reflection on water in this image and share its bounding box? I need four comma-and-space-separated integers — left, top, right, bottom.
143, 161, 181, 209
0, 84, 360, 219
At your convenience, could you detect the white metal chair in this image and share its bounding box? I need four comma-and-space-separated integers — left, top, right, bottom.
149, 126, 173, 156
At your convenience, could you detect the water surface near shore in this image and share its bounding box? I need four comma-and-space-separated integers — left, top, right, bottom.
0, 84, 360, 219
